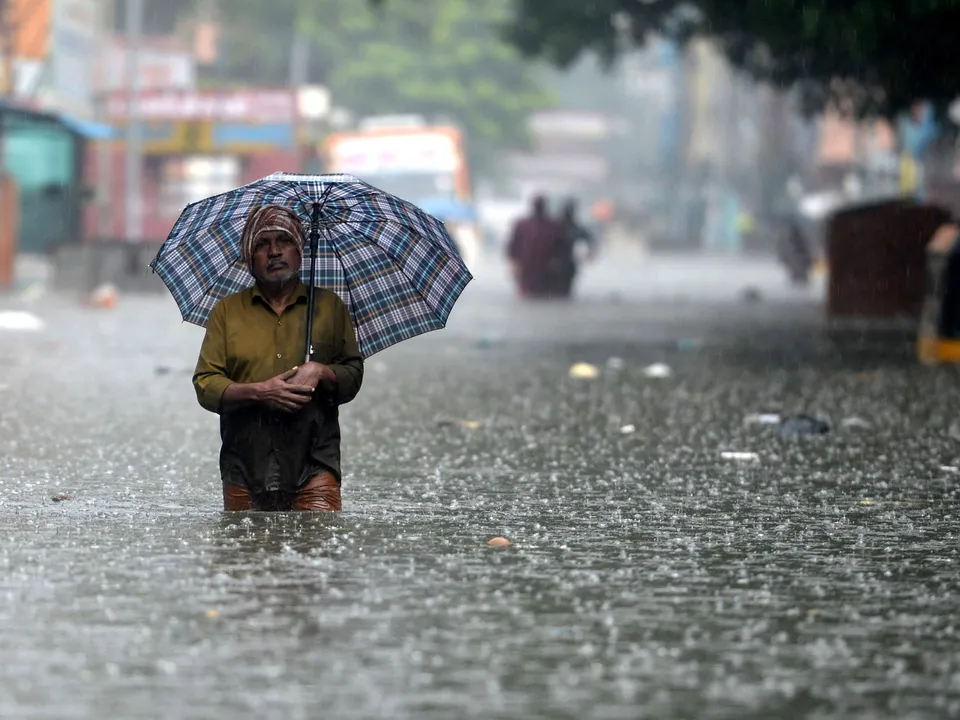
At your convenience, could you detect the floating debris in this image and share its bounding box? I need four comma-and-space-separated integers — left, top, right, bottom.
779, 414, 830, 437
488, 537, 511, 547
89, 283, 118, 309
0, 310, 44, 332
950, 422, 960, 442
476, 336, 503, 350
437, 418, 482, 430
643, 363, 672, 379
745, 413, 781, 426
569, 363, 600, 380
841, 417, 872, 430
51, 493, 73, 503
721, 451, 760, 463
677, 338, 704, 352
18, 283, 46, 304
205, 609, 220, 619
619, 424, 636, 435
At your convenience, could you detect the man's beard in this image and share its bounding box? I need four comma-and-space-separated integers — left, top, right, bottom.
260, 267, 300, 287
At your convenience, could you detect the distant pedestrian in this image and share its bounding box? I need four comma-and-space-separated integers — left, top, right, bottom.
777, 219, 812, 286
554, 198, 597, 297
506, 195, 566, 298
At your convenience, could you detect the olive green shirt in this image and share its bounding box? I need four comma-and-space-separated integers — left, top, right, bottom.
193, 283, 364, 494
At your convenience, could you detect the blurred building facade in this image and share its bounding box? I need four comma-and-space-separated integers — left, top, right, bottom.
3, 0, 959, 291
0, 0, 109, 265
6, 0, 100, 119
89, 85, 328, 240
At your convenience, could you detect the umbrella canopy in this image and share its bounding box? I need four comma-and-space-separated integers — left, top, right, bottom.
150, 172, 473, 358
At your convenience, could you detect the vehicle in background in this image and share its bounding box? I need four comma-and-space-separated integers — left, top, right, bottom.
320, 115, 483, 269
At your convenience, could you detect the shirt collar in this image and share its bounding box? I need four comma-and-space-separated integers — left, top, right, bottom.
251, 281, 309, 305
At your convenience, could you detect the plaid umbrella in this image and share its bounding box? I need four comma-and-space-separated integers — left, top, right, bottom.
149, 172, 473, 358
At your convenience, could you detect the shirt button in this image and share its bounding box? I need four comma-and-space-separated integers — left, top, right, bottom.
278, 321, 282, 326
277, 353, 282, 359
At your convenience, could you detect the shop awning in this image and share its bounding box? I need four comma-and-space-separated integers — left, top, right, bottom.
0, 100, 117, 140
56, 113, 116, 140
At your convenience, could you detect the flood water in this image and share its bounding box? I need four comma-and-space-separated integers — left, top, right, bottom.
2, 254, 959, 719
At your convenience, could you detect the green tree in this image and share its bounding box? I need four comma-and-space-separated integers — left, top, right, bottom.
329, 0, 551, 168
503, 0, 960, 119
187, 0, 552, 172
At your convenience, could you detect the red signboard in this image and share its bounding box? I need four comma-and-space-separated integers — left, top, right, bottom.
106, 89, 297, 123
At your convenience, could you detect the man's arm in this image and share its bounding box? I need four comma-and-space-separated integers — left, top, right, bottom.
291, 296, 363, 405
326, 297, 364, 405
193, 301, 235, 414
222, 367, 311, 413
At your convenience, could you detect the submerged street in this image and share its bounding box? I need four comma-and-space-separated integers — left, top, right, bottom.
1, 252, 959, 719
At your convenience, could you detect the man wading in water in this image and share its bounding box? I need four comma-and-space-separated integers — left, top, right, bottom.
192, 205, 364, 511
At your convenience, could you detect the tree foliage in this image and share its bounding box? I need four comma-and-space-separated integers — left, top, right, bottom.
322, 0, 551, 164
504, 0, 960, 118
173, 0, 551, 170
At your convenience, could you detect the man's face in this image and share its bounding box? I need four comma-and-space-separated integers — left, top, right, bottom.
251, 230, 301, 284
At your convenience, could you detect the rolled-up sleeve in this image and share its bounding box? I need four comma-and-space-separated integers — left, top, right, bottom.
192, 301, 234, 414
328, 297, 364, 405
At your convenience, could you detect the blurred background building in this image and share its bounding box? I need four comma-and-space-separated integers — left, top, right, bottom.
0, 0, 958, 292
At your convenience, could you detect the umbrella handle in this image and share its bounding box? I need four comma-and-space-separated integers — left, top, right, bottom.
304, 201, 321, 364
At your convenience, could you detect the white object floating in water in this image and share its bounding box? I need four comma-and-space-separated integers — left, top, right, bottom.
940, 465, 959, 474
744, 413, 781, 426
89, 283, 118, 309
0, 310, 44, 332
841, 417, 872, 429
643, 363, 672, 379
18, 283, 46, 303
620, 424, 636, 434
721, 451, 760, 463
569, 362, 600, 380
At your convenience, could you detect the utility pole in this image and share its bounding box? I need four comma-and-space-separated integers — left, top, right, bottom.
123, 0, 143, 242
0, 0, 10, 287
289, 5, 310, 171
0, 0, 15, 97
717, 65, 740, 252
97, 0, 115, 237
289, 31, 309, 87
288, 0, 309, 87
